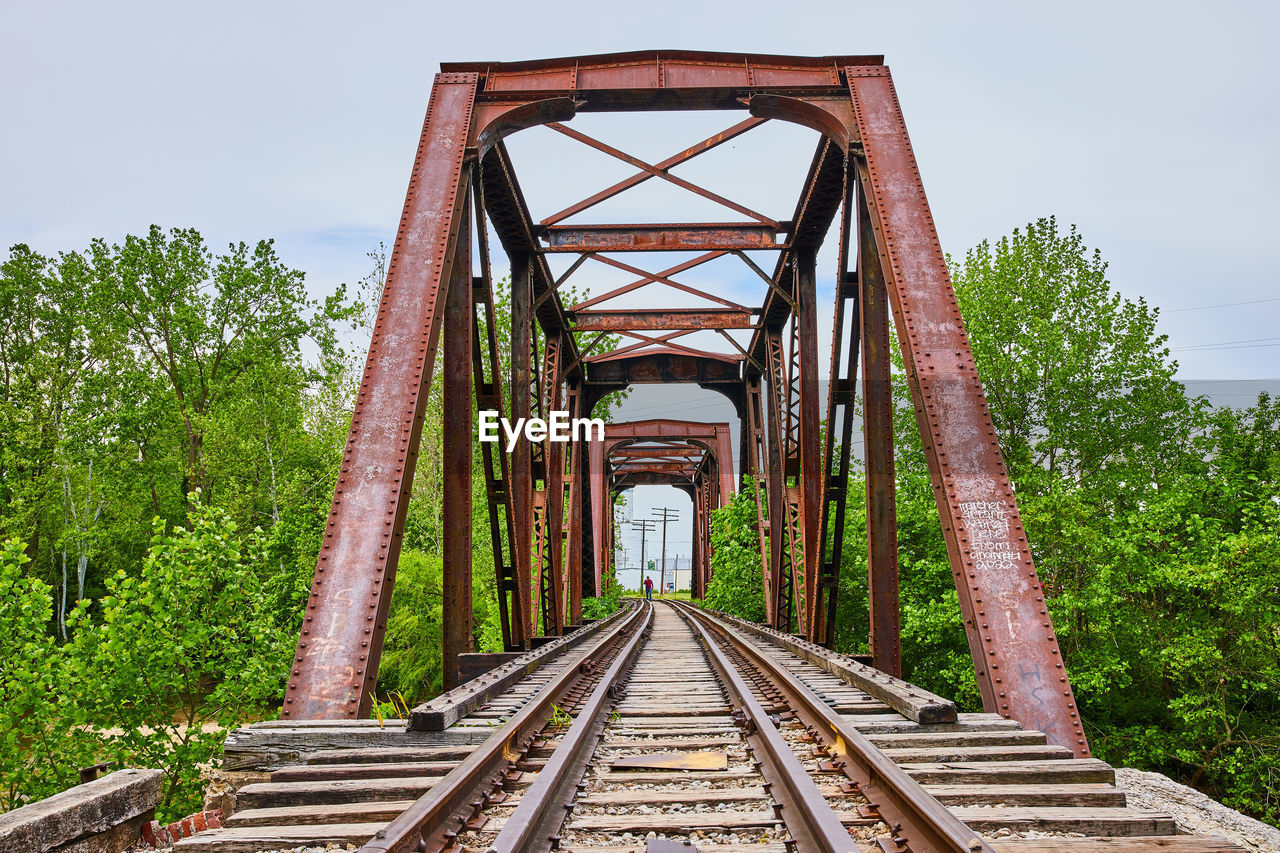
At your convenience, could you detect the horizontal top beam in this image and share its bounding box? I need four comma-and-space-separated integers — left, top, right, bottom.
572, 309, 754, 331
542, 223, 784, 252
443, 52, 882, 95
605, 419, 732, 439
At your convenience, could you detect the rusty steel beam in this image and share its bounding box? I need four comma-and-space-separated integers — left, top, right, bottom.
543, 223, 782, 253
510, 251, 536, 645
848, 65, 1089, 756
572, 308, 754, 331
812, 171, 859, 649
747, 138, 846, 365
859, 178, 901, 677
764, 331, 790, 630
441, 192, 473, 691
565, 380, 585, 624
794, 247, 822, 637
284, 73, 478, 721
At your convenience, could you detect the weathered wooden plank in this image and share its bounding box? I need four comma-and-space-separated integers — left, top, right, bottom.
577, 788, 768, 806
561, 846, 796, 853
899, 758, 1115, 785
171, 822, 383, 852
948, 806, 1176, 836
220, 723, 490, 771
598, 737, 740, 750
235, 777, 436, 809
993, 837, 1245, 852
564, 811, 781, 832
866, 729, 1048, 749
879, 743, 1074, 763
700, 606, 956, 723
845, 713, 1022, 735
270, 762, 454, 782
919, 783, 1127, 808
305, 745, 476, 764
0, 768, 163, 853
225, 800, 414, 827
588, 770, 760, 785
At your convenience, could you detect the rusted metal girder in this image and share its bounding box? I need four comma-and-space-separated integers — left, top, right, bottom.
543, 223, 782, 252
858, 173, 901, 677
471, 176, 527, 652
847, 65, 1088, 755
571, 308, 754, 331
812, 172, 859, 650
441, 189, 473, 691
283, 73, 478, 720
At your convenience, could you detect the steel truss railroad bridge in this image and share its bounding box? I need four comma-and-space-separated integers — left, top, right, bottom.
286, 51, 1087, 758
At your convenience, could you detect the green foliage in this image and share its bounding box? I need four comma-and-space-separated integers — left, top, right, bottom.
703, 486, 766, 622
69, 503, 292, 818
703, 219, 1280, 824
947, 216, 1194, 495
377, 549, 445, 703
582, 569, 623, 620
0, 540, 94, 810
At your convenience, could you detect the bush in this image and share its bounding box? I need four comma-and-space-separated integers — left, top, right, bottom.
583, 570, 622, 620
0, 540, 95, 810
703, 487, 766, 622
68, 505, 292, 818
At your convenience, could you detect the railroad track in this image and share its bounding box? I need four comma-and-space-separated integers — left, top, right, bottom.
179, 602, 1246, 852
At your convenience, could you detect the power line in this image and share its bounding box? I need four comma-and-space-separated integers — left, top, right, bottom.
1173, 336, 1280, 351
1166, 296, 1280, 313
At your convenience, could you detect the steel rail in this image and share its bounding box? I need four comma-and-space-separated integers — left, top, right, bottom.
674, 602, 998, 853
487, 601, 654, 851
356, 601, 648, 853
670, 604, 858, 852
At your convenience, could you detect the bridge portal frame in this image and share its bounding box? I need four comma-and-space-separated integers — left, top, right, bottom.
282, 50, 1090, 760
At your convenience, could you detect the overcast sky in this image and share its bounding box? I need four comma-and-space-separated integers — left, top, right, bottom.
6, 2, 1275, 555
3, 0, 1277, 387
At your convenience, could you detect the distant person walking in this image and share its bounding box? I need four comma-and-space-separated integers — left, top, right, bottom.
644, 576, 654, 600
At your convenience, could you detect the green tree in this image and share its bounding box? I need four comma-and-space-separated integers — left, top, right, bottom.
87, 227, 358, 511
947, 216, 1196, 496
69, 503, 292, 817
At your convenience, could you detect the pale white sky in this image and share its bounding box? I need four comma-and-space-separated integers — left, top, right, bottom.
3, 1, 1277, 384
6, 1, 1275, 556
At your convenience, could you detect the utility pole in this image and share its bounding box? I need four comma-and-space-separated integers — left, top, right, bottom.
652, 507, 679, 595
629, 519, 656, 592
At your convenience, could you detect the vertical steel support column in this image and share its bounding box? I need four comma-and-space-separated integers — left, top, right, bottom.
859, 183, 901, 678
745, 373, 773, 619
471, 183, 526, 652
589, 438, 606, 594
565, 380, 584, 623
847, 65, 1089, 756
536, 338, 564, 636
715, 425, 735, 505
442, 193, 473, 691
795, 247, 822, 636
510, 251, 536, 645
763, 334, 790, 630
691, 477, 705, 599
814, 170, 860, 648
283, 73, 478, 720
